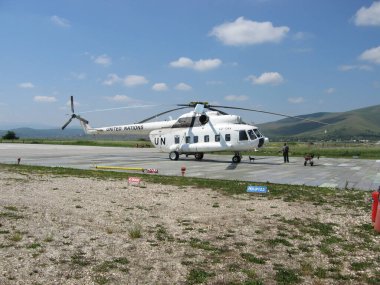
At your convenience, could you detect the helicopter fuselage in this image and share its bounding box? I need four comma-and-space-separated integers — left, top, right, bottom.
78, 109, 268, 162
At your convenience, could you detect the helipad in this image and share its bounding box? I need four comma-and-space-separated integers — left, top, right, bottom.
1, 143, 379, 191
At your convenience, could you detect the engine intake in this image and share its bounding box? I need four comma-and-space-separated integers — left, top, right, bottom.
199, 114, 209, 125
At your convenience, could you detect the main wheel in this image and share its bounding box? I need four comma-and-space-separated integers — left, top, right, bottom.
169, 151, 179, 161
194, 153, 204, 160
232, 155, 241, 163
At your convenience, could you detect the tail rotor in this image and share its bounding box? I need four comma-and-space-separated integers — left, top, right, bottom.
62, 96, 89, 130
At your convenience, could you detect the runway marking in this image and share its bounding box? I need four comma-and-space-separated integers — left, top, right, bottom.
351, 166, 361, 170
323, 163, 333, 166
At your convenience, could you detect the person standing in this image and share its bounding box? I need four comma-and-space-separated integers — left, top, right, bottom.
282, 143, 289, 163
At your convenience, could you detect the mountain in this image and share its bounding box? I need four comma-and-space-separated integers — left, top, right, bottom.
0, 127, 148, 140
257, 105, 380, 141
0, 128, 85, 139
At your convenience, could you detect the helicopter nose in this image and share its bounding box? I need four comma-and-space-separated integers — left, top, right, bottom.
257, 137, 269, 148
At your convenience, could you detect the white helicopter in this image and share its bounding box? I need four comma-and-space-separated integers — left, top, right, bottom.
62, 96, 328, 163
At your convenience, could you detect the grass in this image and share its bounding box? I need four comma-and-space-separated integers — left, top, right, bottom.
240, 253, 266, 264
0, 163, 369, 207
128, 225, 142, 239
186, 268, 214, 284
0, 162, 378, 284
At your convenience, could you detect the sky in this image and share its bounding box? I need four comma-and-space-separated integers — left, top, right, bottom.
0, 0, 380, 128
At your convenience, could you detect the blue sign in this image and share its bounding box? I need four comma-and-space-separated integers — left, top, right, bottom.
247, 186, 268, 193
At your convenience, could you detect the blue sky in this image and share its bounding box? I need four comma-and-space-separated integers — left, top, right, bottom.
0, 0, 379, 128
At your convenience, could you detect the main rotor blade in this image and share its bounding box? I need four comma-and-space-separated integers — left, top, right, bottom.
210, 105, 330, 125
137, 107, 189, 123
70, 96, 74, 113
206, 106, 229, 115
62, 117, 73, 130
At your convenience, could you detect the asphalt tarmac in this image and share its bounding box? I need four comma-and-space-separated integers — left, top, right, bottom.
1, 143, 379, 191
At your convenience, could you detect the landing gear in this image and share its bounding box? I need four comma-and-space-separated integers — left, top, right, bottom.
194, 153, 204, 160
232, 152, 242, 163
169, 151, 179, 160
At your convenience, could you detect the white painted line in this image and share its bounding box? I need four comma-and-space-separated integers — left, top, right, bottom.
351, 167, 361, 170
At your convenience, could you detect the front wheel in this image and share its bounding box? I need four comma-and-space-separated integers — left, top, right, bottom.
169, 151, 179, 161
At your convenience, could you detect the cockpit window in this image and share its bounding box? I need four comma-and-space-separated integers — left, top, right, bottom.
239, 130, 248, 141
253, 129, 262, 138
247, 130, 256, 140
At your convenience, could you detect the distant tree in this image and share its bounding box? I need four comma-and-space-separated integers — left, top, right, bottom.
2, 131, 19, 140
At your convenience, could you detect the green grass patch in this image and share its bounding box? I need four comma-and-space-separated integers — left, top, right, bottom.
241, 253, 266, 264
128, 225, 142, 239
186, 268, 214, 284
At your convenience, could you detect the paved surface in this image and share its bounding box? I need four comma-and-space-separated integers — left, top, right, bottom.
1, 143, 379, 191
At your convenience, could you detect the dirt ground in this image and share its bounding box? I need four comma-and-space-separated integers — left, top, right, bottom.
0, 169, 379, 285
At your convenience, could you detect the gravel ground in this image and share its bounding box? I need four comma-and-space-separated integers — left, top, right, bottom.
0, 169, 379, 285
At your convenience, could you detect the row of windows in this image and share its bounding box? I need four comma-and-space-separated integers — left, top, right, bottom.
175, 130, 258, 144
177, 134, 229, 144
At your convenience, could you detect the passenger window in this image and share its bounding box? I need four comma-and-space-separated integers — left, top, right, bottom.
239, 130, 248, 141
174, 136, 180, 144
194, 136, 198, 143
204, 135, 209, 142
215, 134, 220, 142
186, 136, 190, 143
225, 134, 231, 141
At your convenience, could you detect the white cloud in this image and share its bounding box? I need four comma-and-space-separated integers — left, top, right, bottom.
210, 17, 289, 46
325, 87, 335, 94
354, 1, 380, 26
175, 83, 192, 91
152, 83, 168, 91
34, 96, 57, 103
338, 64, 373, 71
103, 73, 121, 85
71, 72, 86, 80
225, 95, 249, 102
359, 46, 380, 64
123, 75, 148, 87
93, 54, 112, 66
19, 82, 35, 89
51, 15, 71, 28
170, 57, 222, 71
247, 72, 284, 85
292, 32, 314, 41
288, 97, 304, 104
105, 95, 133, 102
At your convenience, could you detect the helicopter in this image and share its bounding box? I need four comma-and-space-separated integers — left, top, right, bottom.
62, 96, 328, 163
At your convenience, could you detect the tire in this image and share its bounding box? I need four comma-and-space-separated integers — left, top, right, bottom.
195, 153, 204, 160
304, 161, 307, 166
232, 155, 241, 163
169, 151, 179, 161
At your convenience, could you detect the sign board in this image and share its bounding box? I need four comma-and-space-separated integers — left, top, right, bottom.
128, 177, 141, 185
247, 185, 268, 193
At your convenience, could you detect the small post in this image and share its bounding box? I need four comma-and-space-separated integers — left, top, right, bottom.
17, 158, 21, 165
181, 166, 186, 177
